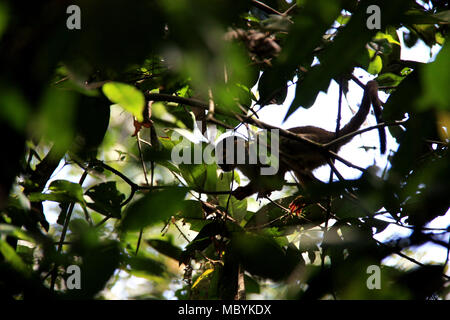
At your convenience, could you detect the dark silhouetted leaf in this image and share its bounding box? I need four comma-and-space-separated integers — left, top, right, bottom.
85, 181, 125, 218
230, 232, 290, 280
146, 239, 183, 263
120, 187, 187, 231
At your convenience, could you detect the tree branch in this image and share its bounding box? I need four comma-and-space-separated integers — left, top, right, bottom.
51, 168, 89, 291
324, 120, 407, 149
251, 0, 283, 16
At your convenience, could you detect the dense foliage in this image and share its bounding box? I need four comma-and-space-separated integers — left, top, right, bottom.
0, 0, 449, 299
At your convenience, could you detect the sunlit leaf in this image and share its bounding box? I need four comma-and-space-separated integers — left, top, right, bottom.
0, 224, 35, 242
192, 268, 214, 289
120, 187, 187, 231
102, 82, 145, 122
0, 239, 31, 277
29, 180, 85, 206
367, 52, 383, 75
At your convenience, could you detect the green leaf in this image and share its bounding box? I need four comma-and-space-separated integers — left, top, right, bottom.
230, 232, 290, 280
235, 83, 254, 109
120, 187, 187, 231
245, 195, 304, 229
0, 85, 30, 132
410, 24, 438, 47
125, 255, 166, 278
213, 114, 241, 130
433, 10, 450, 24
216, 171, 240, 190
102, 82, 145, 122
258, 69, 288, 106
151, 102, 187, 128
192, 268, 214, 289
0, 239, 31, 277
374, 32, 401, 46
369, 38, 393, 55
179, 161, 217, 191
244, 274, 260, 294
336, 14, 351, 25
190, 267, 220, 299
420, 41, 450, 111
29, 179, 85, 204
28, 192, 72, 203
367, 51, 383, 75
67, 241, 121, 299
146, 239, 183, 262
182, 221, 225, 259
331, 197, 368, 220
177, 200, 207, 232
363, 218, 390, 234
85, 181, 125, 218
241, 13, 260, 23
0, 2, 9, 39
71, 95, 111, 160
0, 224, 35, 242
299, 233, 320, 253
401, 9, 448, 25
49, 180, 85, 203
285, 244, 305, 271
376, 72, 405, 88
218, 194, 247, 223
36, 88, 77, 154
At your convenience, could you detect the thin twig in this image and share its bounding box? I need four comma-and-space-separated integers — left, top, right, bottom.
324, 120, 408, 149
283, 3, 297, 16
135, 130, 149, 255
145, 93, 210, 110
350, 74, 365, 90
208, 117, 235, 130
322, 80, 343, 272
224, 170, 235, 219
265, 196, 291, 213
328, 206, 450, 281
50, 169, 89, 291
328, 150, 366, 172
172, 219, 191, 243
93, 160, 139, 190
326, 159, 345, 182
251, 0, 283, 15
384, 218, 449, 232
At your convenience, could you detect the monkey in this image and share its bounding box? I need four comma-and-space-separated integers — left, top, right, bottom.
216, 80, 385, 200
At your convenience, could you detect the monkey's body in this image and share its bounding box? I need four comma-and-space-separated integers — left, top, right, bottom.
220, 81, 384, 200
